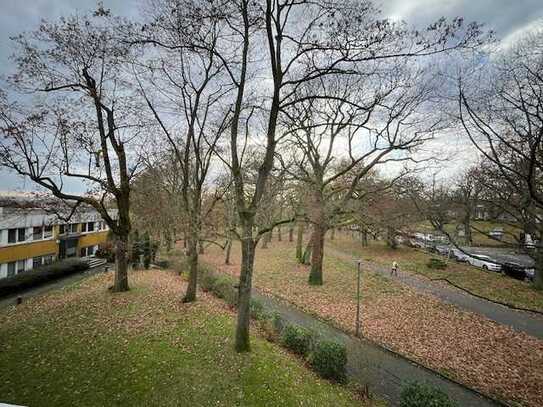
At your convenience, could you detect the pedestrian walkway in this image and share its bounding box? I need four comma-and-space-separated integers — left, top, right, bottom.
327, 246, 543, 339
255, 292, 501, 407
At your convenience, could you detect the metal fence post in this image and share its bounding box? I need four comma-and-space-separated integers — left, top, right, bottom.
356, 260, 361, 337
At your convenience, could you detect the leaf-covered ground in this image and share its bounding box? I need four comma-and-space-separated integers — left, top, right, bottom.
202, 239, 543, 407
0, 269, 365, 407
330, 234, 543, 313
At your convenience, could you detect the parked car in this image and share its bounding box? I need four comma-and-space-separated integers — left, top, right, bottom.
466, 254, 502, 272
489, 228, 504, 240
434, 245, 450, 256
450, 248, 469, 262
502, 262, 533, 281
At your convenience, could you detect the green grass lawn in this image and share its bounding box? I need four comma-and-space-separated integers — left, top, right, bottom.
0, 270, 363, 407
329, 235, 543, 313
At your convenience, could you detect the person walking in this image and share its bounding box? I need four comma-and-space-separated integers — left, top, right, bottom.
391, 261, 399, 276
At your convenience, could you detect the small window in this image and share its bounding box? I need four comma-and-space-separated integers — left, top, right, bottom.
81, 223, 87, 233
59, 224, 66, 235
88, 246, 95, 255
43, 255, 54, 265
17, 259, 25, 274
87, 222, 95, 232
33, 256, 43, 269
8, 229, 16, 244
80, 247, 87, 257
69, 224, 78, 234
44, 225, 53, 238
7, 262, 16, 277
33, 226, 43, 241
17, 228, 26, 242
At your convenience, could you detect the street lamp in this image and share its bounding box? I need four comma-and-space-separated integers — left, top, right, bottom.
355, 259, 362, 338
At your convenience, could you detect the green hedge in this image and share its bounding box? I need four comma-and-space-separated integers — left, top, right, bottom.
427, 258, 448, 270
0, 259, 90, 298
309, 340, 348, 383
199, 267, 238, 307
281, 324, 314, 357
400, 382, 457, 407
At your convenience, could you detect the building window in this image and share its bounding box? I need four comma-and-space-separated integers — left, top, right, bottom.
69, 224, 78, 234
8, 229, 16, 243
81, 223, 87, 233
7, 262, 16, 277
17, 228, 26, 242
87, 222, 95, 232
33, 226, 43, 241
17, 259, 26, 274
33, 256, 43, 269
44, 225, 53, 238
59, 224, 65, 235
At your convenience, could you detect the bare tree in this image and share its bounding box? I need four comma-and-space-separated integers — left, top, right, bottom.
134, 0, 232, 302
458, 28, 543, 288
0, 6, 144, 292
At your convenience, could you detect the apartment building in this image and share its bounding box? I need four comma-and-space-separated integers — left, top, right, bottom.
0, 194, 112, 279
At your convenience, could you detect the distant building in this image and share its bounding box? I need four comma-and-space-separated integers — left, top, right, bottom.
0, 194, 112, 279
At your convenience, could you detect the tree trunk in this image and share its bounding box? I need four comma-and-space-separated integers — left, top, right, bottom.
235, 223, 256, 352
362, 230, 368, 247
464, 215, 472, 246
534, 245, 543, 290
386, 227, 397, 249
113, 234, 129, 292
296, 221, 304, 263
288, 224, 294, 242
308, 224, 325, 285
225, 239, 232, 265
262, 231, 270, 249
277, 226, 282, 241
302, 240, 312, 265
183, 236, 198, 302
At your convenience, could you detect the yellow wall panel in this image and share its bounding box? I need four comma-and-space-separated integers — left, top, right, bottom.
78, 231, 109, 249
0, 240, 58, 263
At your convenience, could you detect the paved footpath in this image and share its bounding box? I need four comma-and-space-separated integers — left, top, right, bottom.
256, 292, 501, 407
327, 246, 543, 339
0, 265, 109, 309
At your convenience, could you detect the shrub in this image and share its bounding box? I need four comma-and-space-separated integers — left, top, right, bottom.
199, 269, 219, 292
400, 382, 457, 407
95, 242, 115, 262
309, 340, 347, 383
259, 317, 279, 342
272, 312, 284, 332
250, 299, 268, 320
0, 259, 90, 298
427, 258, 448, 270
281, 324, 314, 357
154, 260, 170, 269
213, 275, 238, 306
198, 267, 238, 306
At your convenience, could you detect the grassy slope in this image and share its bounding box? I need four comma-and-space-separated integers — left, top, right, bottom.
0, 270, 361, 407
329, 235, 543, 313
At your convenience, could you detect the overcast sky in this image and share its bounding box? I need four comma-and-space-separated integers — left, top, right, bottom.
1, 0, 542, 192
